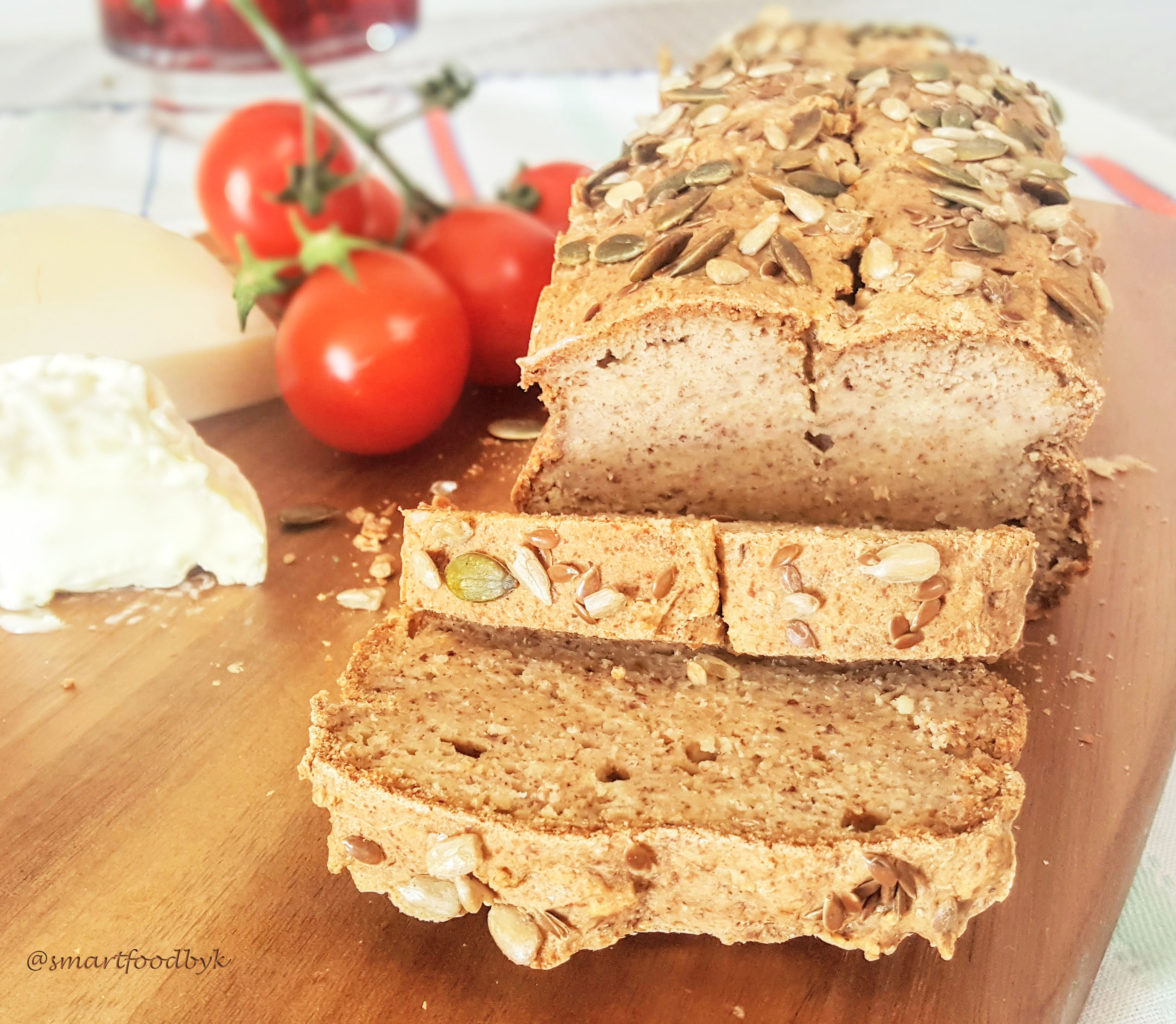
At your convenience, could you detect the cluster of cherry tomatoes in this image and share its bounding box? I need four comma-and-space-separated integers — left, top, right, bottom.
197, 100, 589, 454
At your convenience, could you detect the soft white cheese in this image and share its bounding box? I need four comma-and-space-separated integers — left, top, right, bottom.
0, 206, 277, 421
0, 353, 268, 611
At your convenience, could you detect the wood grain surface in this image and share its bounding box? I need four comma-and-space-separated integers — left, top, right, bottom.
2, 202, 1174, 1024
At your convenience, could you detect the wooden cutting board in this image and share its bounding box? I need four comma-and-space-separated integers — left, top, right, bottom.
2, 201, 1174, 1024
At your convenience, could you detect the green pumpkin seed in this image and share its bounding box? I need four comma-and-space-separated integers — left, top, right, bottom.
645, 170, 688, 205
847, 64, 880, 83
662, 85, 728, 103
652, 188, 710, 231
1020, 156, 1073, 180
1000, 118, 1046, 153
628, 136, 662, 164
769, 234, 812, 284
445, 552, 517, 602
915, 155, 980, 189
556, 239, 591, 266
583, 156, 629, 195
772, 149, 814, 171
1046, 91, 1064, 125
594, 234, 647, 264
1042, 279, 1100, 329
992, 73, 1025, 103
668, 227, 735, 277
684, 160, 735, 186
940, 104, 975, 129
953, 137, 1009, 161
278, 503, 339, 528
929, 184, 989, 210
967, 219, 1007, 254
909, 60, 949, 82
629, 230, 691, 282
914, 107, 942, 129
785, 170, 845, 197
789, 108, 823, 149
1022, 176, 1070, 206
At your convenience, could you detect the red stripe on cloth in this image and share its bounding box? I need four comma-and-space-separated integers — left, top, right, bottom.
424, 107, 477, 203
1079, 155, 1176, 219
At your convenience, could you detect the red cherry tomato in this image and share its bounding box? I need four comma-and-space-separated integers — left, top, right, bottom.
275, 250, 471, 454
511, 161, 591, 233
358, 176, 409, 245
197, 101, 366, 261
411, 204, 556, 387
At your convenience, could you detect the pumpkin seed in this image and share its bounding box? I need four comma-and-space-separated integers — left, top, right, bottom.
627, 136, 662, 163
992, 73, 1025, 103
279, 503, 338, 528
953, 137, 1008, 161
583, 156, 629, 196
914, 107, 942, 129
684, 160, 735, 186
789, 107, 823, 149
661, 85, 728, 103
929, 183, 989, 210
652, 189, 709, 231
1022, 176, 1070, 206
847, 64, 880, 83
749, 174, 789, 201
941, 104, 975, 129
786, 170, 845, 197
628, 230, 691, 282
646, 170, 688, 205
1020, 156, 1072, 180
1042, 279, 1100, 329
773, 149, 814, 171
668, 227, 734, 276
594, 233, 647, 264
1001, 118, 1045, 153
909, 60, 949, 82
769, 234, 812, 284
444, 552, 517, 602
967, 218, 1007, 254
1046, 91, 1064, 125
915, 155, 980, 189
556, 239, 591, 266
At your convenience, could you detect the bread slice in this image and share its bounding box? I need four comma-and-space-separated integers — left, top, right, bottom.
400, 506, 1034, 660
512, 16, 1103, 610
300, 610, 1027, 968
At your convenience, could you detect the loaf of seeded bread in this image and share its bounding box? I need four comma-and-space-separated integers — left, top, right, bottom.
300, 610, 1027, 968
512, 14, 1105, 611
401, 506, 1034, 661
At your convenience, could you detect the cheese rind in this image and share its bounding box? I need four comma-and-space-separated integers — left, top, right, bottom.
0, 354, 268, 611
0, 206, 277, 421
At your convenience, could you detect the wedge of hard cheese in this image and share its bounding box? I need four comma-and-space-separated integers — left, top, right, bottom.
400, 507, 1034, 661
300, 610, 1027, 968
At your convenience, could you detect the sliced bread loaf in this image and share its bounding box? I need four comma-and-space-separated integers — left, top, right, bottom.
401, 506, 1034, 660
300, 610, 1027, 968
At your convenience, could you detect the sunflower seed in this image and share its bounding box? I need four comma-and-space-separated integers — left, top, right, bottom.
487, 905, 543, 966
1022, 176, 1070, 206
847, 64, 880, 83
685, 659, 708, 685
953, 137, 1008, 161
629, 230, 691, 282
781, 186, 825, 225
856, 66, 891, 90
685, 160, 736, 186
668, 227, 735, 276
511, 545, 553, 605
656, 137, 691, 161
769, 543, 802, 568
1090, 270, 1114, 314
909, 60, 949, 82
916, 575, 948, 600
705, 257, 749, 285
967, 218, 1007, 253
889, 615, 910, 641
780, 591, 820, 617
445, 552, 517, 602
662, 85, 728, 103
488, 417, 544, 440
915, 155, 980, 189
693, 103, 731, 128
410, 549, 442, 590
912, 598, 942, 629
652, 566, 677, 599
894, 860, 921, 900
880, 96, 910, 122
1042, 279, 1100, 329
860, 237, 897, 282
786, 170, 845, 198
763, 122, 790, 150
955, 82, 991, 108
738, 212, 781, 256
865, 854, 899, 889
858, 541, 941, 584
594, 233, 647, 264
454, 874, 496, 914
1027, 204, 1072, 234
929, 184, 989, 210
914, 106, 942, 129
785, 619, 817, 648
427, 833, 484, 879
749, 174, 789, 201
693, 652, 740, 680
941, 104, 975, 129
645, 103, 685, 136
789, 107, 823, 149
279, 503, 338, 528
749, 59, 795, 78
915, 80, 954, 96
912, 136, 955, 156
604, 179, 644, 208
396, 876, 465, 923
700, 69, 735, 89
335, 587, 384, 611
581, 587, 628, 620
